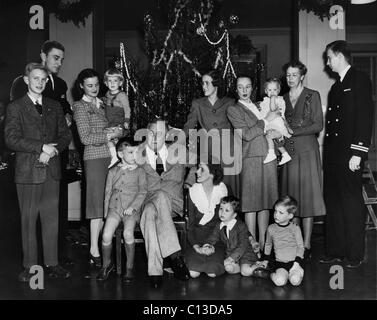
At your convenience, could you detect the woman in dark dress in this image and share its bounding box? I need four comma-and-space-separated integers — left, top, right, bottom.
280, 61, 326, 260
186, 162, 228, 278
183, 70, 240, 198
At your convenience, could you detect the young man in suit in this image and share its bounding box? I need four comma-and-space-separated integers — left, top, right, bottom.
321, 40, 374, 269
5, 63, 72, 281
10, 40, 73, 266
136, 119, 195, 288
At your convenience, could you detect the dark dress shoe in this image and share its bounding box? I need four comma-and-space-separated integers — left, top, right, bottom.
345, 260, 363, 269
150, 275, 162, 288
89, 253, 101, 268
304, 248, 312, 262
122, 268, 134, 283
45, 265, 71, 279
170, 256, 190, 281
252, 267, 271, 279
61, 257, 74, 266
319, 255, 344, 264
96, 263, 114, 281
18, 268, 32, 282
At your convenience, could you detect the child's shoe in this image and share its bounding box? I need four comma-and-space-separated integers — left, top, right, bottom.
96, 262, 114, 281
252, 267, 271, 279
263, 151, 277, 164
278, 152, 291, 166
123, 268, 134, 283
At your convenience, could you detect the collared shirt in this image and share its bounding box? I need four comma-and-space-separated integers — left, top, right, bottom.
27, 93, 42, 105
145, 144, 168, 171
339, 64, 351, 82
220, 218, 237, 238
119, 162, 138, 171
82, 95, 103, 109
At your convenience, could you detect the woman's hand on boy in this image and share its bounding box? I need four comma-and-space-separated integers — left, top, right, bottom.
193, 244, 202, 254
201, 244, 215, 256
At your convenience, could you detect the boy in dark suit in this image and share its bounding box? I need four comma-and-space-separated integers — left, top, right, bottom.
200, 196, 268, 278
321, 40, 374, 268
5, 63, 72, 281
10, 40, 73, 266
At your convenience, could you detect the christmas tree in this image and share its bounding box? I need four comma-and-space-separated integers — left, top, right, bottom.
118, 0, 257, 130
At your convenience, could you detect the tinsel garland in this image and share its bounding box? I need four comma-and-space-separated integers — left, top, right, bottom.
118, 0, 258, 129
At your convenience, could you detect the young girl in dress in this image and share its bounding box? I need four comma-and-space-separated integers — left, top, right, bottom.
263, 195, 305, 286
259, 78, 292, 165
96, 137, 147, 282
103, 69, 131, 167
199, 196, 269, 278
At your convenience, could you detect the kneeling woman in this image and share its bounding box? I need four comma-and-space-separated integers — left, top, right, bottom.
185, 162, 228, 278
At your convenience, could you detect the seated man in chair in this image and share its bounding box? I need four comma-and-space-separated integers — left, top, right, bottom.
136, 118, 195, 288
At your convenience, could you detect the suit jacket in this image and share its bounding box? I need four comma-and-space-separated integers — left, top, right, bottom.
227, 101, 268, 158
283, 87, 323, 157
72, 99, 110, 161
10, 74, 72, 115
4, 95, 71, 184
206, 219, 252, 263
324, 67, 374, 165
183, 96, 234, 134
135, 142, 196, 216
104, 164, 147, 218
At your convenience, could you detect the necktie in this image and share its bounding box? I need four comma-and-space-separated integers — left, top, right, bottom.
221, 225, 228, 238
155, 152, 164, 175
49, 74, 54, 90
35, 102, 42, 115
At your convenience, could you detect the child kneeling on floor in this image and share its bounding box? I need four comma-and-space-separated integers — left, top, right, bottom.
262, 195, 305, 286
198, 196, 269, 278
97, 137, 147, 282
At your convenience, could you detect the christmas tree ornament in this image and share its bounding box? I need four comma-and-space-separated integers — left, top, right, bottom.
143, 13, 153, 26
229, 14, 239, 25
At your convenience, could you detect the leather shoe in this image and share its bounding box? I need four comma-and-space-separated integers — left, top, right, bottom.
150, 275, 162, 289
252, 267, 271, 279
319, 255, 344, 264
170, 256, 190, 281
61, 257, 74, 266
304, 248, 312, 262
89, 253, 101, 268
18, 268, 32, 282
345, 260, 363, 269
45, 264, 71, 279
122, 268, 134, 283
96, 263, 114, 281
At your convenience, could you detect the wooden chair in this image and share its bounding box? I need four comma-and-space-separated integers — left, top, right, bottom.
362, 163, 377, 231
114, 189, 189, 276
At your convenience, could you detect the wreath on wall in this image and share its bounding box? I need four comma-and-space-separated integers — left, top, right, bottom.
298, 0, 349, 20
46, 0, 95, 27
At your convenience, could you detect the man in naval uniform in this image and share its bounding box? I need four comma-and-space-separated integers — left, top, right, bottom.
320, 40, 374, 269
